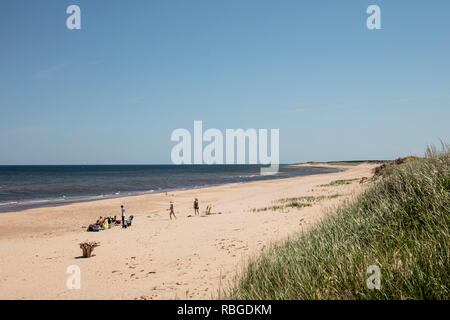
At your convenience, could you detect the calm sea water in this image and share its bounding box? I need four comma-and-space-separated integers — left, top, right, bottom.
0, 165, 340, 212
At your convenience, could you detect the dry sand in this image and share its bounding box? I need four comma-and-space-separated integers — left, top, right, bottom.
0, 163, 377, 300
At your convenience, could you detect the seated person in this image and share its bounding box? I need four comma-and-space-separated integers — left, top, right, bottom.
102, 218, 109, 230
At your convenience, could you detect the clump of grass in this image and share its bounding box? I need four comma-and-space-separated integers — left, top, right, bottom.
278, 196, 317, 203
279, 194, 341, 203
284, 201, 312, 209
251, 194, 341, 213
251, 205, 286, 213
228, 144, 450, 299
373, 156, 419, 177
319, 179, 358, 187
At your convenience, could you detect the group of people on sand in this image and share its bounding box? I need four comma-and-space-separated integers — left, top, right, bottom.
167, 198, 200, 220
87, 204, 129, 231
88, 198, 202, 231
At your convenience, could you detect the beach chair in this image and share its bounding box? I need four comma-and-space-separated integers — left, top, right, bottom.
126, 215, 134, 227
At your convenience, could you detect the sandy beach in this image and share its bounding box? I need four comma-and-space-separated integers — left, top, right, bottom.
0, 163, 378, 300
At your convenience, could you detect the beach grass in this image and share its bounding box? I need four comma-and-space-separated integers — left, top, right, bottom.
250, 194, 341, 213
228, 145, 450, 299
305, 161, 381, 166
319, 178, 358, 187
326, 161, 365, 166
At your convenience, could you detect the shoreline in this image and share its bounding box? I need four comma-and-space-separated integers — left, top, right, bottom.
0, 165, 343, 214
0, 163, 377, 299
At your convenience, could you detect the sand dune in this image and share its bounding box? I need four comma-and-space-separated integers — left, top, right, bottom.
0, 163, 377, 300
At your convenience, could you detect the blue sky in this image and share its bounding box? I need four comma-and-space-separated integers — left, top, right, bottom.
0, 0, 449, 164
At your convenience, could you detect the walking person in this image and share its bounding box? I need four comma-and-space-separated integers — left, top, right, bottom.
169, 201, 176, 220
194, 198, 199, 216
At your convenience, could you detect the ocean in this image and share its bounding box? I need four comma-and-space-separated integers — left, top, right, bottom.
0, 165, 341, 212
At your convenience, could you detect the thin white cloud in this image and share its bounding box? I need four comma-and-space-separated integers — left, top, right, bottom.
130, 97, 144, 103
278, 93, 448, 115
33, 63, 71, 79
288, 108, 307, 113
386, 97, 416, 104
280, 107, 308, 114
88, 59, 105, 65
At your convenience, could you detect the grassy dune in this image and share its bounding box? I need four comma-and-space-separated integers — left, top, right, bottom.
227, 146, 449, 299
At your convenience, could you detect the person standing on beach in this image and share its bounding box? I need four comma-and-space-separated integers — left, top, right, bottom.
194, 198, 199, 216
121, 205, 126, 227
169, 202, 176, 220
